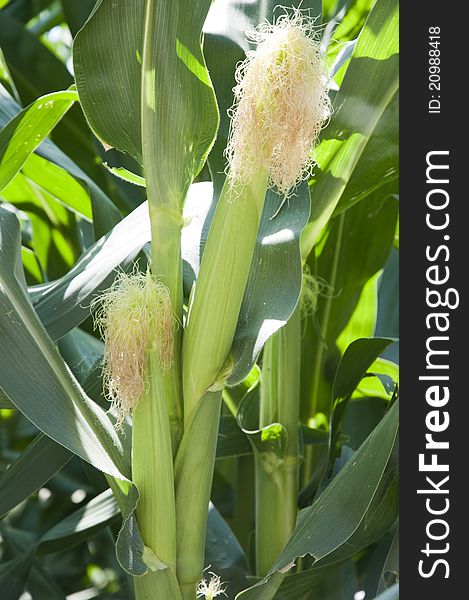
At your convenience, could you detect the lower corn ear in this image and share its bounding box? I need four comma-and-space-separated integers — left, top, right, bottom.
92, 269, 174, 425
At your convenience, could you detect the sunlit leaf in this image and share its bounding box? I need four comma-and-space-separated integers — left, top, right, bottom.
302, 0, 399, 256
0, 88, 77, 192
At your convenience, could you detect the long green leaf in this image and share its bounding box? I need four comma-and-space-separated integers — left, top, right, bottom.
0, 550, 34, 600
323, 193, 398, 345
302, 0, 399, 257
0, 88, 121, 238
333, 92, 398, 216
0, 328, 113, 519
204, 502, 251, 596
205, 502, 249, 573
0, 88, 77, 192
330, 337, 394, 452
0, 524, 65, 600
73, 0, 144, 161
0, 207, 129, 481
21, 153, 93, 220
0, 10, 102, 177
301, 192, 397, 423
0, 433, 72, 518
0, 12, 72, 105
24, 563, 66, 600
0, 248, 147, 576
73, 0, 219, 189
2, 173, 81, 280
37, 489, 120, 555
228, 185, 310, 385
273, 561, 359, 600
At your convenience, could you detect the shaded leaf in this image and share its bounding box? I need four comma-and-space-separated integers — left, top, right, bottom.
0, 387, 14, 408
216, 415, 252, 460
0, 550, 34, 600
375, 582, 399, 600
0, 11, 100, 175
377, 528, 399, 594
0, 433, 72, 518
37, 489, 120, 555
319, 194, 398, 347
0, 207, 130, 481
333, 92, 398, 216
0, 12, 72, 104
60, 0, 96, 36
228, 184, 310, 384
205, 502, 251, 597
331, 337, 394, 451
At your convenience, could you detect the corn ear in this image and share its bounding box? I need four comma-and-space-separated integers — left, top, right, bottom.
132, 348, 180, 593
174, 391, 222, 599
183, 171, 268, 420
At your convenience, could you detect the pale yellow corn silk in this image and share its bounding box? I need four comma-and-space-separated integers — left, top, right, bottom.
226, 9, 331, 197
301, 267, 335, 318
92, 269, 174, 426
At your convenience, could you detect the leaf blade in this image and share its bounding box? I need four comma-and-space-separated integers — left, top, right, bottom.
0, 88, 77, 192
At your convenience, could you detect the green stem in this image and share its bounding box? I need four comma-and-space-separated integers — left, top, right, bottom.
256, 305, 301, 576
175, 392, 222, 599
302, 213, 345, 488
133, 4, 184, 597
141, 0, 184, 449
148, 206, 184, 451
132, 350, 178, 597
134, 570, 182, 600
277, 306, 301, 536
255, 457, 288, 577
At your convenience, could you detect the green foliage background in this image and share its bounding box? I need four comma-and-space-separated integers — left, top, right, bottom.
0, 0, 398, 598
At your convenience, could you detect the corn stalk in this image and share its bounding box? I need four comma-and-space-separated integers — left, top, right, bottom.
178, 172, 269, 598
256, 304, 301, 576
131, 1, 184, 596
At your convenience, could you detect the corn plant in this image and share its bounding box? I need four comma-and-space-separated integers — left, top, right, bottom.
0, 1, 399, 599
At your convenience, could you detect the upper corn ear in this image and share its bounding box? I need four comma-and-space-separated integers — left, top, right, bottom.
226, 9, 331, 197
183, 11, 331, 417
